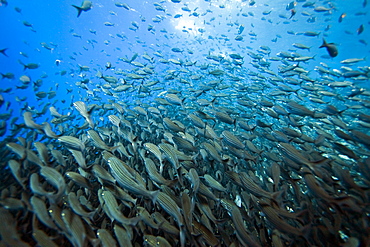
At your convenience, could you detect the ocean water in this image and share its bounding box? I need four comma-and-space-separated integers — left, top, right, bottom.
0, 0, 369, 246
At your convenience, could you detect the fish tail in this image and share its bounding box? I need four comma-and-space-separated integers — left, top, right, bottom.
210, 97, 217, 108
150, 190, 159, 204
108, 145, 120, 153
0, 48, 8, 57
130, 216, 142, 226
177, 167, 184, 186
72, 5, 83, 17
319, 39, 327, 48
312, 157, 329, 166
179, 225, 186, 247
167, 178, 178, 188
300, 224, 312, 242
272, 190, 284, 203
18, 60, 27, 70
96, 71, 103, 78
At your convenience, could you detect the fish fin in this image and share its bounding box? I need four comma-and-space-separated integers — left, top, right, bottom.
179, 225, 186, 247
300, 223, 312, 241
177, 167, 185, 186
319, 39, 327, 48
312, 157, 330, 166
96, 71, 103, 78
167, 178, 178, 188
108, 145, 120, 153
272, 190, 285, 205
18, 59, 27, 70
130, 216, 141, 226
150, 190, 159, 204
0, 48, 8, 57
87, 104, 97, 115
72, 5, 83, 17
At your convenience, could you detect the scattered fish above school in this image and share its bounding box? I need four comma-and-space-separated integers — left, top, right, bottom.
0, 0, 369, 246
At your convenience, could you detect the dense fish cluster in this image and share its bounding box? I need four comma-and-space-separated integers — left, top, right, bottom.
0, 0, 370, 246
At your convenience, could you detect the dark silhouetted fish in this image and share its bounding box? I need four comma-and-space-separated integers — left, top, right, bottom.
319, 39, 338, 57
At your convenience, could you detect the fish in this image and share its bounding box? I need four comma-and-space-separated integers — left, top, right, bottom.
39, 166, 66, 203
23, 111, 43, 129
58, 135, 85, 151
72, 0, 92, 17
108, 156, 159, 202
229, 204, 261, 247
278, 143, 328, 171
238, 24, 245, 35
203, 174, 226, 192
18, 60, 40, 70
67, 191, 96, 218
92, 164, 116, 184
357, 24, 364, 34
32, 229, 58, 247
289, 9, 296, 19
292, 43, 311, 51
104, 22, 115, 26
97, 228, 117, 246
221, 130, 245, 149
319, 39, 338, 57
144, 157, 177, 187
0, 72, 14, 79
30, 196, 58, 230
87, 129, 117, 151
115, 2, 130, 10
113, 224, 133, 247
73, 101, 94, 128
303, 31, 320, 37
156, 192, 186, 247
340, 58, 366, 64
163, 117, 185, 132
285, 101, 315, 117
100, 190, 140, 226
314, 6, 333, 12
61, 208, 86, 247
253, 197, 309, 238
144, 234, 172, 247
8, 160, 26, 189
0, 0, 8, 6
338, 13, 346, 22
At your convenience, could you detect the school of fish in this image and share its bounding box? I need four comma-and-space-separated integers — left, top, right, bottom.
0, 0, 370, 246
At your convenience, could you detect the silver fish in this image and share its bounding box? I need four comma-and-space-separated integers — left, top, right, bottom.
101, 190, 141, 226
30, 196, 58, 230
97, 228, 117, 247
68, 192, 96, 218
58, 135, 85, 152
230, 204, 261, 247
108, 157, 159, 202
